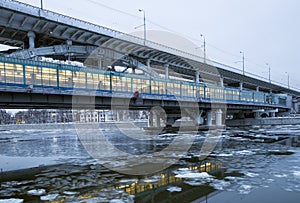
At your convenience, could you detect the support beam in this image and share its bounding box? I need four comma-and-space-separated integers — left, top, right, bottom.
164, 63, 169, 80
256, 86, 259, 92
195, 70, 200, 83
220, 77, 224, 87
239, 82, 243, 90
27, 31, 35, 49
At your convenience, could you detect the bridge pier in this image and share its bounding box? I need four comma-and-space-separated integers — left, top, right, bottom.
215, 109, 223, 126
206, 111, 213, 126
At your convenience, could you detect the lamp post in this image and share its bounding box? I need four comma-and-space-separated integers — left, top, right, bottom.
138, 9, 146, 46
240, 51, 245, 75
200, 34, 206, 63
266, 63, 271, 83
285, 72, 290, 89
40, 0, 43, 9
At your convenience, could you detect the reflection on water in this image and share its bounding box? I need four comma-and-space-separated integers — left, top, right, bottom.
0, 124, 299, 202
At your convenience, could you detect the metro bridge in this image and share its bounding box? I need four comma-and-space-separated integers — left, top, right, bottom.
0, 0, 299, 127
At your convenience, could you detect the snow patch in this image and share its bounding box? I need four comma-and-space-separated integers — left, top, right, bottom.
167, 186, 182, 192
175, 172, 213, 179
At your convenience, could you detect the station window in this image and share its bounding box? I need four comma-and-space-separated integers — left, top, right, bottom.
42, 67, 57, 87
0, 62, 4, 83
73, 71, 86, 89
26, 65, 42, 86
59, 69, 73, 88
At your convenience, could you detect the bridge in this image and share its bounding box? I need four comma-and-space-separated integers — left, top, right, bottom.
0, 0, 299, 127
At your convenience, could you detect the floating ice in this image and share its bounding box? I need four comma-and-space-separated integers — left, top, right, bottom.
184, 180, 208, 186
27, 189, 46, 196
175, 172, 213, 179
142, 178, 160, 183
167, 186, 182, 192
273, 174, 287, 178
235, 150, 256, 156
238, 185, 253, 194
40, 194, 58, 201
0, 199, 23, 203
244, 172, 259, 178
63, 191, 79, 195
293, 171, 300, 178
210, 180, 231, 190
216, 153, 233, 157
119, 179, 137, 184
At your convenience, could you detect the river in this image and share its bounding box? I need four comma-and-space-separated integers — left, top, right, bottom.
0, 123, 299, 202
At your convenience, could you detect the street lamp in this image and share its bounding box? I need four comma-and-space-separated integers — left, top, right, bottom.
136, 9, 146, 46
240, 51, 245, 75
285, 72, 290, 89
40, 0, 43, 9
266, 63, 271, 83
200, 34, 206, 63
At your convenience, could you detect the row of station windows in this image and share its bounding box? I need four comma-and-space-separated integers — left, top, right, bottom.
0, 61, 286, 105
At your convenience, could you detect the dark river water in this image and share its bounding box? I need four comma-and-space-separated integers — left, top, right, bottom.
0, 123, 299, 203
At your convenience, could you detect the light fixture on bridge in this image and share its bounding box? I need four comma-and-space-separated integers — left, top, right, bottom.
266, 63, 271, 83
135, 9, 146, 46
285, 72, 290, 89
239, 51, 245, 75
200, 34, 206, 63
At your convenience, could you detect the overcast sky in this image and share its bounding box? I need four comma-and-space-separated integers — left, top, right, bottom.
2, 0, 300, 89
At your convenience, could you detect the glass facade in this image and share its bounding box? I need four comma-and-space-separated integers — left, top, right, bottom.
0, 57, 287, 107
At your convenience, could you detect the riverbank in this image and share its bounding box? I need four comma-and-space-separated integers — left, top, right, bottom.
226, 117, 300, 127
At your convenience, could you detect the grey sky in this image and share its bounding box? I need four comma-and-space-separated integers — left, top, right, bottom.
2, 0, 300, 89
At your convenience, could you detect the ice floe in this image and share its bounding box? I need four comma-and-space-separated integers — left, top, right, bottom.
27, 189, 46, 196
167, 186, 182, 192
40, 194, 58, 201
209, 180, 231, 190
237, 184, 253, 194
175, 172, 213, 179
0, 199, 23, 203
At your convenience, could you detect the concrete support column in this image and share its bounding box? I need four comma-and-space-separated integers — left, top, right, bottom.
27, 31, 36, 49
164, 64, 169, 80
155, 113, 161, 127
270, 112, 276, 117
148, 112, 154, 127
146, 59, 151, 68
239, 82, 243, 90
98, 58, 102, 69
206, 111, 213, 126
116, 111, 120, 122
195, 70, 200, 83
220, 77, 224, 87
215, 109, 223, 126
122, 110, 127, 121
256, 86, 259, 92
